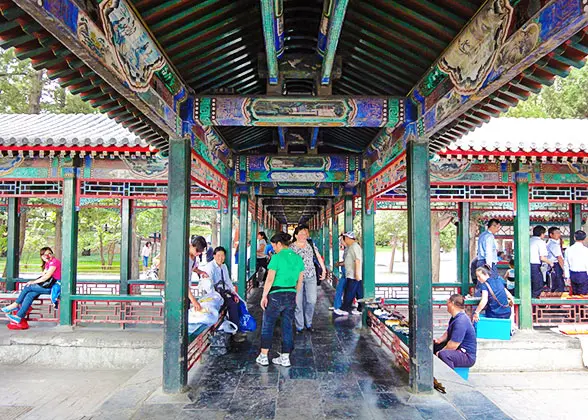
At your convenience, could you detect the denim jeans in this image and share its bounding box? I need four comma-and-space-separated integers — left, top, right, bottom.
334, 276, 347, 310
295, 276, 317, 330
261, 292, 296, 353
15, 284, 50, 318
341, 278, 363, 312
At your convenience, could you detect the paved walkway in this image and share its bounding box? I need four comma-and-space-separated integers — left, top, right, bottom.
126, 285, 506, 420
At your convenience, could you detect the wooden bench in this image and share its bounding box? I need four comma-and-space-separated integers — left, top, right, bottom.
187, 308, 227, 370
0, 292, 59, 323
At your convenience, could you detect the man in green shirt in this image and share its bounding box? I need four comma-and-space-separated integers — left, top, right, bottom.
256, 232, 304, 367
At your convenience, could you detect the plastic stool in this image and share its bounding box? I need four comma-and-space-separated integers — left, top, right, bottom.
454, 367, 469, 380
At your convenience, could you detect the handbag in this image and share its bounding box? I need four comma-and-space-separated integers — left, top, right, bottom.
307, 239, 323, 286
485, 282, 513, 308
238, 300, 257, 332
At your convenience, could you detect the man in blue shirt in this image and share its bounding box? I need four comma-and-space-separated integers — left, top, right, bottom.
434, 294, 477, 370
476, 219, 501, 277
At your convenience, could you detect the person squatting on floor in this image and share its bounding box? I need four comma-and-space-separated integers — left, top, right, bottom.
290, 224, 326, 333
2, 247, 61, 324
564, 230, 588, 295
339, 231, 363, 316
434, 294, 477, 370
256, 232, 305, 367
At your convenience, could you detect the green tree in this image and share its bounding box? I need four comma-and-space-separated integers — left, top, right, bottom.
0, 47, 97, 114
505, 63, 588, 118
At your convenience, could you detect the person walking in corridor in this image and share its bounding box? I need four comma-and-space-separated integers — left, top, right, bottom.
256, 232, 304, 367
340, 232, 363, 316
476, 219, 501, 277
2, 247, 61, 324
291, 225, 326, 333
564, 230, 588, 295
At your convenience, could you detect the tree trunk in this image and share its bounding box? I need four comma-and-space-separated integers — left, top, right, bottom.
469, 220, 478, 266
431, 212, 441, 283
159, 208, 167, 278
402, 240, 406, 263
54, 209, 62, 260
210, 211, 218, 247
98, 232, 106, 270
28, 70, 44, 114
388, 239, 397, 273
107, 242, 115, 268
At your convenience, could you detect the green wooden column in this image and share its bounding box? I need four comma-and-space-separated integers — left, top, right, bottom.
120, 199, 132, 295
458, 202, 470, 295
344, 195, 353, 232
407, 138, 433, 394
249, 218, 258, 276
515, 176, 532, 330
361, 183, 376, 302
220, 184, 234, 274
238, 195, 248, 297
60, 163, 79, 326
332, 212, 340, 277
570, 203, 582, 245
163, 137, 191, 393
323, 222, 330, 268
5, 197, 20, 291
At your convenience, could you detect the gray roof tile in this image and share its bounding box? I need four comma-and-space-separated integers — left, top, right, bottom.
0, 114, 148, 148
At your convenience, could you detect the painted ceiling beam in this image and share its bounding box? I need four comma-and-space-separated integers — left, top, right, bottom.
409, 0, 588, 141
11, 0, 187, 140
260, 0, 284, 84
320, 0, 349, 85
194, 96, 403, 127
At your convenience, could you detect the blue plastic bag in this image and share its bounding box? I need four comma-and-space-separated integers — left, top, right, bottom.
238, 300, 257, 332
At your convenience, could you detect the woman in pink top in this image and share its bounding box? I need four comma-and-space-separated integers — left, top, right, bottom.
2, 247, 61, 324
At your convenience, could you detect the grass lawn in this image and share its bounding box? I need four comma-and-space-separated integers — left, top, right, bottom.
0, 252, 134, 275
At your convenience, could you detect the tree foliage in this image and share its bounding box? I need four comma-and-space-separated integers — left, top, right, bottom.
505, 63, 588, 118
0, 47, 96, 114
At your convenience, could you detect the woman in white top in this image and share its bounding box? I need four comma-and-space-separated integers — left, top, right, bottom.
141, 242, 151, 270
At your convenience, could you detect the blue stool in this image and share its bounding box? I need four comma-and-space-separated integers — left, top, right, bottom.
454, 367, 469, 380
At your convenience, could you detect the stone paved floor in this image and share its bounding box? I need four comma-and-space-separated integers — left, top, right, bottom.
130, 285, 503, 420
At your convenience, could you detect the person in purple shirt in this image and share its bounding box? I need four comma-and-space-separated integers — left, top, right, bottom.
434, 294, 477, 370
2, 247, 61, 324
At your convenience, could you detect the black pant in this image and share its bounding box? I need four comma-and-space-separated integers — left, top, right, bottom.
341, 278, 363, 312
570, 271, 588, 295
218, 290, 240, 328
549, 264, 565, 292
530, 264, 544, 298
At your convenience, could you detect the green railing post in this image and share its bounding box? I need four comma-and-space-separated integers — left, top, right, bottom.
407, 138, 433, 393
515, 176, 532, 329
60, 163, 79, 326
344, 195, 353, 232
323, 222, 330, 268
163, 137, 191, 394
332, 210, 340, 277
458, 202, 470, 295
5, 197, 20, 291
361, 183, 375, 302
238, 194, 248, 298
570, 203, 582, 245
317, 225, 324, 255
120, 198, 132, 295
220, 183, 234, 275
249, 218, 258, 276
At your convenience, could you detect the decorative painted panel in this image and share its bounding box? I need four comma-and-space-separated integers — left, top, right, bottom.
190, 152, 229, 202
244, 155, 358, 183
334, 198, 344, 215
191, 126, 231, 176
195, 96, 404, 127
366, 154, 406, 200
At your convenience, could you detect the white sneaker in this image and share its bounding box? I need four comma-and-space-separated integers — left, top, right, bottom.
256, 353, 269, 366
351, 309, 362, 315
333, 309, 348, 316
328, 306, 334, 310
272, 353, 291, 367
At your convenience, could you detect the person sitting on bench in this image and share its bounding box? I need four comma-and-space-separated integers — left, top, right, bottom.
2, 247, 61, 324
434, 294, 477, 370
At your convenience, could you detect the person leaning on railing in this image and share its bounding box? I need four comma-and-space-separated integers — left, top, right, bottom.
2, 247, 61, 325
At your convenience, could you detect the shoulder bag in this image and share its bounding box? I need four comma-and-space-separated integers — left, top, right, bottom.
485, 281, 513, 308
307, 239, 324, 286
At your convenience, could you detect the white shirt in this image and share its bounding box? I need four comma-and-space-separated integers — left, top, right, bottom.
564, 242, 588, 279
141, 246, 151, 258
546, 238, 563, 263
201, 260, 234, 295
529, 236, 548, 264
477, 230, 498, 264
